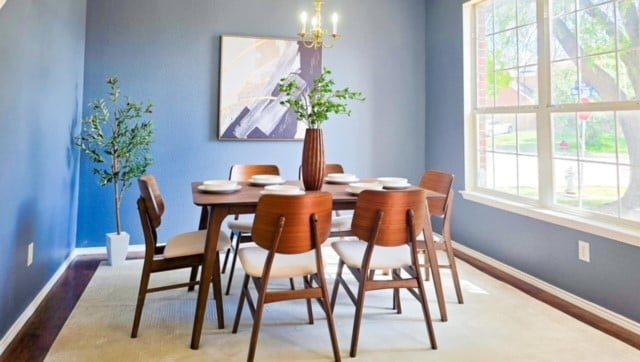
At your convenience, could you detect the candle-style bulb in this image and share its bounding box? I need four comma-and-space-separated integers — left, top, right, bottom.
332, 13, 338, 35
300, 11, 308, 33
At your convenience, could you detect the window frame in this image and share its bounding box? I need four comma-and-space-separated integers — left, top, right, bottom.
462, 0, 640, 247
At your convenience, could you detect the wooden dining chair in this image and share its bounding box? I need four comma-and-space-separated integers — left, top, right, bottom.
330, 189, 438, 357
231, 192, 341, 362
418, 170, 463, 303
131, 175, 231, 338
223, 164, 281, 295
297, 162, 353, 237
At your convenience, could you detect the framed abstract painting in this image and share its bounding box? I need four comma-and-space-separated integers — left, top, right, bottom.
218, 35, 322, 140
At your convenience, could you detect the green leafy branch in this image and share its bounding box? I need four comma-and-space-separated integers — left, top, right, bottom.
279, 68, 365, 128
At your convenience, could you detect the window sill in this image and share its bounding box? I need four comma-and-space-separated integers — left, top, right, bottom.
459, 191, 640, 248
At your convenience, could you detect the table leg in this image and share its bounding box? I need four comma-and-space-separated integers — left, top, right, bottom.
191, 206, 227, 349
423, 226, 448, 322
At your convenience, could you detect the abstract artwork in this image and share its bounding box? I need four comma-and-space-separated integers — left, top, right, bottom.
218, 35, 322, 140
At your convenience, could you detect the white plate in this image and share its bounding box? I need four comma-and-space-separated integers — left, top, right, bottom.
260, 189, 306, 195
346, 182, 384, 195
382, 184, 411, 190
249, 175, 285, 186
202, 180, 238, 190
198, 184, 242, 194
325, 177, 360, 184
377, 177, 409, 187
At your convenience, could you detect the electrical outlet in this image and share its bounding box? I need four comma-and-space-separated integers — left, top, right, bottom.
27, 242, 34, 266
578, 240, 590, 263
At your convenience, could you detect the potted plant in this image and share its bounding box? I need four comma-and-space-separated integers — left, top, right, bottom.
75, 76, 154, 266
279, 67, 364, 190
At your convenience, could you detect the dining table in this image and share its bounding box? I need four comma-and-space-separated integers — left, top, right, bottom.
189, 179, 448, 349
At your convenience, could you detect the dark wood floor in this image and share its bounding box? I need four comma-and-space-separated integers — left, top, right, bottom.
1, 251, 638, 361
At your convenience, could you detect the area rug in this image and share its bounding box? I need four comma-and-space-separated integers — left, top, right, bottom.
46, 249, 638, 361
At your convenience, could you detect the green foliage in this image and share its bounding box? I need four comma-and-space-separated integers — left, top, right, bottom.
75, 77, 154, 234
278, 68, 365, 128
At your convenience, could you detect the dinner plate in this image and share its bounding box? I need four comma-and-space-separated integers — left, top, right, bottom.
382, 184, 411, 190
260, 189, 306, 195
249, 175, 286, 186
325, 177, 360, 184
198, 184, 242, 194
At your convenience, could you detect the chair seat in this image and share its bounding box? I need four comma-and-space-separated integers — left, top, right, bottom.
331, 214, 352, 232
164, 230, 231, 258
238, 246, 317, 279
227, 219, 254, 233
331, 240, 412, 270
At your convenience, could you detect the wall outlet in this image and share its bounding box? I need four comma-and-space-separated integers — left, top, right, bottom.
578, 240, 590, 263
27, 242, 34, 266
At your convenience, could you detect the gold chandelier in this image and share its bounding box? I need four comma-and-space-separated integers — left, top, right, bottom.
298, 0, 340, 49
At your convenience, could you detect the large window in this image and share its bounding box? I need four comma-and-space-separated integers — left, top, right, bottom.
465, 0, 639, 239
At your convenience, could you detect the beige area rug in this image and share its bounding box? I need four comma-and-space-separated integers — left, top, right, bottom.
46, 248, 638, 361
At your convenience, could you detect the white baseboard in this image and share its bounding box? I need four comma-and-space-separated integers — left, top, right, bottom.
0, 244, 146, 355
454, 241, 640, 335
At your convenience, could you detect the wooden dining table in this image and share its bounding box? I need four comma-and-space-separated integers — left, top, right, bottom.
189, 179, 448, 349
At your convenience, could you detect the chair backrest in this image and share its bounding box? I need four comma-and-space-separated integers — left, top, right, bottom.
419, 170, 454, 218
229, 164, 280, 181
297, 163, 345, 179
252, 193, 333, 254
137, 175, 164, 249
351, 189, 427, 247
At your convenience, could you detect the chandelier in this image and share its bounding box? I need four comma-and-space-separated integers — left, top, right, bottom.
298, 0, 340, 49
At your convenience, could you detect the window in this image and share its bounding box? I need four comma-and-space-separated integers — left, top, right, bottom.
464, 0, 639, 242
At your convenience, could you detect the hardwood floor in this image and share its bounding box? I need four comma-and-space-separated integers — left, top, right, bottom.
0, 250, 638, 361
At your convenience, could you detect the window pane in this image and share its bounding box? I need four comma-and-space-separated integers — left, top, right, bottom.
551, 13, 575, 61
495, 29, 519, 69
518, 154, 539, 198
554, 159, 581, 203
620, 165, 640, 222
495, 69, 519, 106
553, 0, 576, 15
492, 114, 517, 151
552, 113, 579, 159
618, 49, 640, 101
519, 65, 538, 105
477, 27, 495, 107
580, 162, 619, 217
551, 60, 578, 103
518, 24, 538, 66
494, 153, 519, 193
578, 3, 616, 56
494, 0, 517, 32
518, 0, 537, 25
517, 113, 537, 155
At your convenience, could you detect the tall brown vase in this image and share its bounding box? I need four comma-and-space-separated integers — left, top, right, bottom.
301, 128, 325, 191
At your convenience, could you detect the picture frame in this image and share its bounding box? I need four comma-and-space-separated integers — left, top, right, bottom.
218, 35, 322, 140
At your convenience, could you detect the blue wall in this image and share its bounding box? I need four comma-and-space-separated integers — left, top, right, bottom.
425, 0, 640, 323
0, 0, 86, 339
77, 0, 427, 247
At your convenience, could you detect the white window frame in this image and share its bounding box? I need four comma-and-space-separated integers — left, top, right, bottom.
462, 0, 640, 247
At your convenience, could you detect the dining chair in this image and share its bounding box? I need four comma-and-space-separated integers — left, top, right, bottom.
223, 164, 281, 295
231, 192, 341, 362
418, 170, 463, 304
131, 175, 231, 338
297, 162, 353, 237
330, 189, 438, 357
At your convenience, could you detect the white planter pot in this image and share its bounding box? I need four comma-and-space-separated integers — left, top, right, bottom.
106, 231, 130, 266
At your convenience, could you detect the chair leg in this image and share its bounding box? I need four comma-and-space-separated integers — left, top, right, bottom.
131, 262, 152, 338
444, 238, 464, 304
415, 268, 438, 349
212, 253, 225, 329
187, 266, 198, 292
303, 276, 314, 324
318, 272, 342, 362
247, 279, 268, 362
221, 230, 237, 274
225, 232, 243, 295
232, 274, 251, 333
349, 278, 368, 358
330, 260, 345, 312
